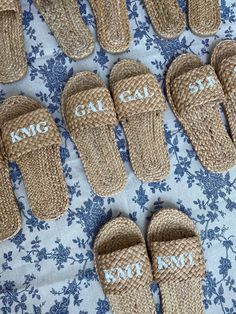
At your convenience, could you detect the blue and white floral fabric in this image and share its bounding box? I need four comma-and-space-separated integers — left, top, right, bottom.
0, 0, 236, 313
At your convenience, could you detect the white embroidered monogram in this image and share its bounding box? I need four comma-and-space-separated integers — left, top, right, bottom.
10, 122, 49, 144
189, 76, 217, 94
74, 100, 108, 117
104, 261, 143, 283
119, 87, 155, 104
157, 252, 194, 271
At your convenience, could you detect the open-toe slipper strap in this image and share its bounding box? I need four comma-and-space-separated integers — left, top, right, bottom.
171, 65, 224, 117
218, 55, 236, 97
0, 0, 17, 11
96, 243, 153, 295
112, 73, 166, 121
65, 87, 117, 132
150, 236, 205, 283
2, 108, 61, 161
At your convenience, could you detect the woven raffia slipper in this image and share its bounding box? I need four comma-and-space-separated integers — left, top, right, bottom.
0, 148, 21, 241
61, 72, 127, 196
110, 59, 170, 182
33, 0, 94, 60
143, 0, 185, 39
188, 0, 221, 36
211, 40, 236, 144
89, 0, 131, 53
0, 96, 68, 220
0, 0, 27, 84
166, 53, 236, 173
147, 209, 205, 314
94, 217, 156, 314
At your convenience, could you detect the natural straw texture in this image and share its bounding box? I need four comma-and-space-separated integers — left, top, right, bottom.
33, 0, 94, 60
166, 53, 236, 173
188, 0, 221, 36
0, 0, 27, 83
0, 147, 21, 241
147, 209, 206, 314
89, 0, 131, 53
0, 96, 68, 220
110, 59, 170, 182
211, 40, 236, 144
143, 0, 185, 39
94, 217, 156, 314
61, 72, 127, 196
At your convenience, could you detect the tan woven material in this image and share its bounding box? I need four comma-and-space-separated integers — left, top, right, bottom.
211, 40, 236, 144
0, 147, 21, 241
188, 0, 221, 36
110, 59, 170, 182
143, 0, 185, 39
33, 0, 94, 60
94, 217, 156, 314
89, 0, 131, 53
166, 53, 236, 173
61, 71, 127, 197
147, 208, 206, 314
0, 0, 27, 83
0, 96, 68, 221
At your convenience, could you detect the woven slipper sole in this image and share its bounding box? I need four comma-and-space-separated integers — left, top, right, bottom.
0, 150, 21, 241
166, 53, 236, 173
94, 217, 156, 314
147, 209, 205, 314
211, 40, 236, 144
61, 72, 127, 196
89, 0, 131, 53
110, 59, 170, 182
144, 0, 185, 39
33, 0, 94, 60
188, 0, 221, 36
0, 0, 27, 83
0, 96, 68, 220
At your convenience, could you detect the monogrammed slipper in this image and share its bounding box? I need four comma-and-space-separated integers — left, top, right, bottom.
0, 0, 27, 83
0, 147, 21, 241
166, 53, 236, 172
61, 71, 127, 196
89, 0, 131, 53
33, 0, 94, 60
110, 59, 169, 182
147, 209, 206, 314
188, 0, 221, 36
143, 0, 185, 39
94, 217, 156, 314
211, 40, 236, 144
0, 96, 68, 220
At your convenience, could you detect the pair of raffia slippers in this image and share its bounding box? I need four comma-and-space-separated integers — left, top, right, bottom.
0, 0, 131, 83
94, 209, 206, 314
166, 40, 236, 173
0, 96, 68, 242
61, 59, 170, 197
145, 0, 221, 39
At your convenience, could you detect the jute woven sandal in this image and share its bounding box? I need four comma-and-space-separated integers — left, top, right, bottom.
89, 0, 131, 53
166, 53, 236, 173
110, 59, 170, 182
0, 148, 21, 241
61, 72, 127, 196
33, 0, 94, 60
0, 0, 27, 83
0, 96, 68, 220
143, 0, 185, 39
147, 209, 206, 314
211, 40, 236, 144
188, 0, 221, 36
94, 217, 156, 314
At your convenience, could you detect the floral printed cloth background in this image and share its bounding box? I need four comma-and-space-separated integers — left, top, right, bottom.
0, 0, 236, 313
